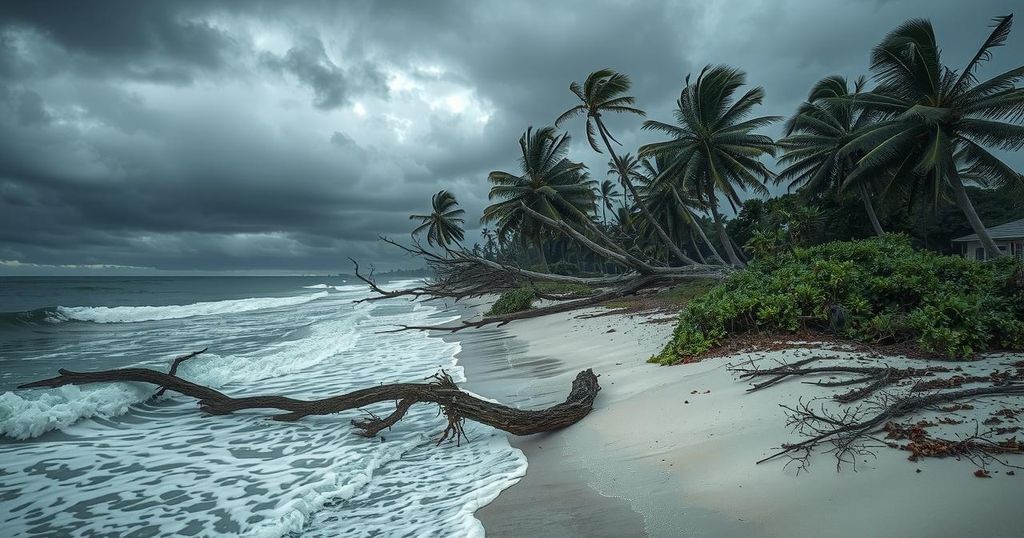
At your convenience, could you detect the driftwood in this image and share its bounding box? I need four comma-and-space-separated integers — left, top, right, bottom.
19, 350, 602, 444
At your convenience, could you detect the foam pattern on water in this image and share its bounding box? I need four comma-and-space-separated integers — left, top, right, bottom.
0, 300, 367, 439
55, 291, 330, 323
0, 286, 526, 536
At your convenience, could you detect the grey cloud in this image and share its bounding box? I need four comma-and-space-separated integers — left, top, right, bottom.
14, 89, 48, 125
0, 1, 234, 83
261, 36, 387, 109
0, 0, 1021, 273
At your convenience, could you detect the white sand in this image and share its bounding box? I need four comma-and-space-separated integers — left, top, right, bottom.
466, 307, 1024, 537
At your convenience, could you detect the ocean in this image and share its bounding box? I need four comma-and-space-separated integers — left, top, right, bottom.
0, 276, 526, 536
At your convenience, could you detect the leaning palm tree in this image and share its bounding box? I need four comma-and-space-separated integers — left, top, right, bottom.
640, 65, 779, 266
409, 190, 466, 251
638, 154, 724, 263
482, 126, 595, 269
840, 14, 1024, 258
557, 69, 698, 265
778, 75, 887, 236
594, 179, 621, 225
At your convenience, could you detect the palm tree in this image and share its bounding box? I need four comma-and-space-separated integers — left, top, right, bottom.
640, 65, 779, 266
409, 190, 466, 250
557, 69, 698, 265
482, 126, 595, 269
778, 75, 887, 236
594, 179, 621, 225
841, 14, 1024, 258
606, 152, 642, 208
638, 154, 724, 263
481, 227, 497, 259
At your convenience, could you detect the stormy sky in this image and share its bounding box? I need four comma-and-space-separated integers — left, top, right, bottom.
0, 0, 1021, 275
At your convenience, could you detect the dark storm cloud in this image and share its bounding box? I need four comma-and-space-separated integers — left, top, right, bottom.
0, 0, 233, 83
0, 0, 1021, 273
260, 36, 388, 109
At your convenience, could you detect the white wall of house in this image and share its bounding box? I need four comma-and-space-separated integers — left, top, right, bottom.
956, 239, 1024, 260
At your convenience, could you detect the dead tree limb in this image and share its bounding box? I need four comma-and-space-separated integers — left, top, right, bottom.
758, 384, 1024, 470
19, 359, 602, 442
380, 274, 663, 332
154, 347, 208, 397
731, 357, 951, 402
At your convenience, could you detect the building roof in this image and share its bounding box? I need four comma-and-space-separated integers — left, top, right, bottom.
951, 217, 1024, 242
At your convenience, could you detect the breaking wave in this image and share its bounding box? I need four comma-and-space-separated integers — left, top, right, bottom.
51, 291, 330, 324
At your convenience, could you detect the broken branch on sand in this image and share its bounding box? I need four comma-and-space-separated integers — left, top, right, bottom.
737, 356, 1024, 471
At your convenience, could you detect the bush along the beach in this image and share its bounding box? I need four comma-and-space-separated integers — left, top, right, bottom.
653, 235, 1024, 364
486, 288, 536, 316
485, 282, 595, 317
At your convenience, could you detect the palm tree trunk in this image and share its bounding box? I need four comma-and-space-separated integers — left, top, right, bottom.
593, 114, 697, 266
672, 187, 725, 264
857, 182, 885, 237
949, 167, 1004, 259
730, 234, 750, 264
534, 234, 549, 270
688, 228, 708, 263
710, 203, 744, 267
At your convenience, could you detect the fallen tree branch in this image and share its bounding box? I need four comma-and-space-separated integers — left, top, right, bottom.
758, 384, 1024, 471
380, 275, 663, 332
154, 347, 208, 398
19, 356, 602, 442
731, 356, 951, 402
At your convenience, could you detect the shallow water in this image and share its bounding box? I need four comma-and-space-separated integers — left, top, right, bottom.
0, 277, 525, 536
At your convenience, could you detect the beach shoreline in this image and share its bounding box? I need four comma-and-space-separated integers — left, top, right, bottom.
458, 304, 1024, 537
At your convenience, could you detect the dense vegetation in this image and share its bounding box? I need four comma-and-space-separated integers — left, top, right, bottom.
728, 186, 1022, 257
653, 235, 1024, 364
409, 15, 1021, 272
396, 14, 1024, 354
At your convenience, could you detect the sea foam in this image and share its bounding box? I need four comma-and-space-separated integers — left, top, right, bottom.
0, 286, 526, 537
55, 291, 329, 323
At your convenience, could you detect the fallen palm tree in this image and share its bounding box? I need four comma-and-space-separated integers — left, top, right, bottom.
19, 350, 603, 444
352, 203, 732, 332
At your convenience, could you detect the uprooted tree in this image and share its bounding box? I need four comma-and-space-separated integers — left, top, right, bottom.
20, 350, 602, 444
352, 203, 733, 332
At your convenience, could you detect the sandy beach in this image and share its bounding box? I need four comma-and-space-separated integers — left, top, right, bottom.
459, 305, 1024, 537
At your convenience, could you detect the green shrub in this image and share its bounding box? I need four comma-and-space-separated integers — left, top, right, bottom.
486, 288, 536, 316
653, 235, 1024, 364
485, 281, 595, 316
